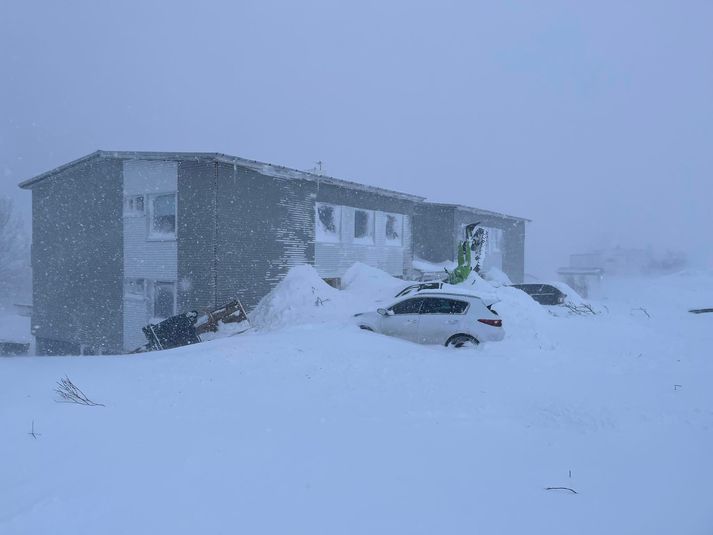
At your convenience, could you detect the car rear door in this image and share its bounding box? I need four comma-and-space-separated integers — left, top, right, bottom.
379, 297, 425, 342
417, 297, 470, 344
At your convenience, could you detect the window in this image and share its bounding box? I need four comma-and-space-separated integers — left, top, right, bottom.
420, 298, 469, 315
123, 195, 145, 217
385, 213, 403, 246
483, 227, 503, 254
316, 203, 341, 242
149, 193, 176, 238
123, 278, 145, 299
354, 209, 374, 244
389, 298, 424, 315
152, 281, 176, 320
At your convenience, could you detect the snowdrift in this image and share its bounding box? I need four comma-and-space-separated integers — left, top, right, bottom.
250, 262, 559, 343
250, 265, 345, 331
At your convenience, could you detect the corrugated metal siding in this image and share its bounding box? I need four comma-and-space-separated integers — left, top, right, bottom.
454, 208, 525, 283
123, 298, 147, 351
314, 209, 410, 278
502, 220, 526, 283
314, 182, 418, 279
412, 204, 455, 263
124, 160, 178, 194
31, 158, 123, 354
402, 214, 413, 277
412, 204, 525, 283
122, 160, 178, 351
123, 218, 177, 280
215, 163, 315, 309
177, 160, 217, 312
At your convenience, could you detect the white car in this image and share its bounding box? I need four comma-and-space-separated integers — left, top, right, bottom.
354, 289, 505, 347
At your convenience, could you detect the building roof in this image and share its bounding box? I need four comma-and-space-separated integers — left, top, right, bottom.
18, 150, 426, 202
18, 150, 529, 222
419, 201, 530, 222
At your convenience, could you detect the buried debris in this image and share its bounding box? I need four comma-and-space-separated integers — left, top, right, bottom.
55, 376, 104, 406
545, 486, 579, 495
132, 299, 251, 353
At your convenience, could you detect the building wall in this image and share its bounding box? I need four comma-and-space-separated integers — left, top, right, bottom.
413, 204, 526, 284
31, 158, 123, 355
122, 159, 178, 350
502, 220, 525, 284
214, 163, 315, 309
177, 159, 218, 312
314, 182, 417, 280
413, 204, 455, 263
453, 208, 525, 283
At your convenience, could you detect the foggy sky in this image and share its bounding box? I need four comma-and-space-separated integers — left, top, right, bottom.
1, 0, 711, 277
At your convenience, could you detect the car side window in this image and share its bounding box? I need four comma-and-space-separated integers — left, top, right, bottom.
420, 298, 469, 315
389, 298, 424, 315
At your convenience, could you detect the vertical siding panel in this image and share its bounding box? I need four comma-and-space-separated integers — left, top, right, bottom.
215, 163, 316, 310
122, 160, 178, 351
31, 158, 123, 354
177, 160, 217, 312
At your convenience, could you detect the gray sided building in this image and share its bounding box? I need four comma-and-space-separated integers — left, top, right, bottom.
413, 203, 527, 284
20, 150, 527, 355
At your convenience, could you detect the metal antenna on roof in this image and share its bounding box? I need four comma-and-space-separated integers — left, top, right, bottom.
314, 160, 325, 176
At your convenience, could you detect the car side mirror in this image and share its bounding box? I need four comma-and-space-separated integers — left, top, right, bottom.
377, 308, 393, 317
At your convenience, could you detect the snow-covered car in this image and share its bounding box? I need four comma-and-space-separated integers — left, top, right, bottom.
510, 283, 567, 305
354, 290, 504, 347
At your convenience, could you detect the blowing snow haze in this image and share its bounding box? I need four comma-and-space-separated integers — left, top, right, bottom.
1, 0, 712, 275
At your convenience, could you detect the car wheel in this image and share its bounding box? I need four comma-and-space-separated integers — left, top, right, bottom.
359, 325, 374, 332
445, 334, 479, 348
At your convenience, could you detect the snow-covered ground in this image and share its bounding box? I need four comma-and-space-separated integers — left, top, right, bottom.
1, 267, 712, 534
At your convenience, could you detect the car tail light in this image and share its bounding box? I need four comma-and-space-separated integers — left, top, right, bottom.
478, 318, 502, 327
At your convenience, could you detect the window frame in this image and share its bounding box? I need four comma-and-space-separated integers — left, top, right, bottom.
353, 208, 375, 245
123, 278, 146, 301
150, 280, 177, 320
147, 192, 177, 241
315, 202, 342, 243
123, 194, 145, 217
384, 212, 404, 246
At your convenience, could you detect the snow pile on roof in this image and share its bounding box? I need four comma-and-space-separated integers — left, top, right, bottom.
250, 265, 345, 331
481, 266, 512, 287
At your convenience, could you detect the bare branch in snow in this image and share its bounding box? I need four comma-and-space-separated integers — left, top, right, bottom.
545, 487, 578, 494
55, 376, 104, 407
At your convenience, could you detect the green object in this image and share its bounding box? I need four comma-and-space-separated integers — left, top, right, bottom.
446, 239, 473, 284
445, 222, 486, 285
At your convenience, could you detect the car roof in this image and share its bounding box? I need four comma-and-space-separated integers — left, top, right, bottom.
400, 290, 482, 301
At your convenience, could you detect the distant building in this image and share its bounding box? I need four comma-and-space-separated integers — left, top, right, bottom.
558, 246, 687, 297
20, 150, 528, 355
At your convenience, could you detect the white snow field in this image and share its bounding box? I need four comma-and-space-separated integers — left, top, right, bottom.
2, 266, 712, 534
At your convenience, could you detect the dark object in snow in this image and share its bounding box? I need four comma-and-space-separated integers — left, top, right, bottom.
545, 486, 578, 494
511, 284, 567, 306
55, 376, 104, 406
134, 299, 250, 353
689, 308, 713, 314
142, 311, 201, 352
0, 341, 30, 356
28, 420, 41, 439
